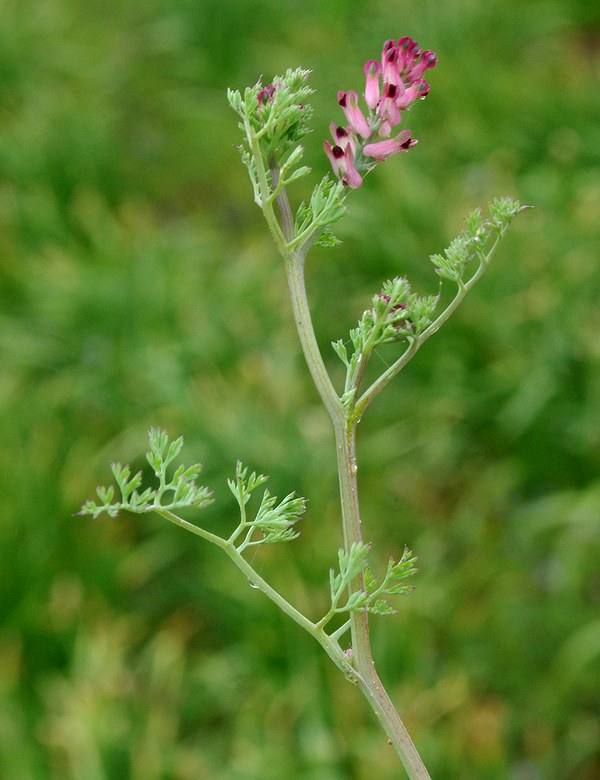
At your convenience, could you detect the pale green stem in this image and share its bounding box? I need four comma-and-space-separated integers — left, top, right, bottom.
330, 618, 352, 643
269, 158, 295, 242
156, 508, 230, 547
226, 486, 248, 546
285, 253, 344, 423
243, 126, 341, 422
244, 118, 288, 257
346, 306, 389, 396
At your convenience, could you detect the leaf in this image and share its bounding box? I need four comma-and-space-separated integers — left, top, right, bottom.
368, 599, 397, 616
315, 227, 342, 248
79, 431, 213, 520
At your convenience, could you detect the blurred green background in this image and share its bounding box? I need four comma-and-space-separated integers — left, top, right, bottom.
1, 0, 599, 777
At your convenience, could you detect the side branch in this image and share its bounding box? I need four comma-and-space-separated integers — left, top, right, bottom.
354, 238, 501, 419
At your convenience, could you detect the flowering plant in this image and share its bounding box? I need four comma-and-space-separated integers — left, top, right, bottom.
81, 38, 524, 779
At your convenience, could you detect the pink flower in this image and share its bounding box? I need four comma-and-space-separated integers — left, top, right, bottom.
329, 123, 356, 155
338, 90, 371, 139
407, 50, 437, 81
363, 130, 416, 160
377, 83, 402, 128
396, 79, 430, 110
381, 40, 401, 87
324, 38, 437, 187
324, 123, 363, 188
363, 60, 382, 110
257, 83, 277, 105
397, 37, 421, 71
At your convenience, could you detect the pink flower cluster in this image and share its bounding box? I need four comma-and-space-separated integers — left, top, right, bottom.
324, 38, 437, 188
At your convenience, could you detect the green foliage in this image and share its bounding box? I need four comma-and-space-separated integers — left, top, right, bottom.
326, 543, 418, 619
365, 548, 419, 615
430, 198, 524, 283
332, 275, 418, 395
230, 67, 348, 253
228, 67, 315, 202
230, 68, 314, 158
227, 461, 270, 506
293, 175, 347, 249
78, 428, 213, 519
334, 197, 524, 413
228, 460, 306, 551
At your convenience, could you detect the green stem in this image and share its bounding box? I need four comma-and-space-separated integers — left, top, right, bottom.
269, 159, 295, 242
284, 253, 343, 424
156, 508, 227, 547
244, 119, 288, 256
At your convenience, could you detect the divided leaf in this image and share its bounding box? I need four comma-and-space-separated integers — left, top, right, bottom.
326, 543, 418, 620
228, 462, 307, 551
79, 429, 213, 519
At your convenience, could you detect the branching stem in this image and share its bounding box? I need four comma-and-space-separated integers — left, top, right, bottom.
281, 234, 432, 779
157, 509, 356, 679
354, 237, 501, 421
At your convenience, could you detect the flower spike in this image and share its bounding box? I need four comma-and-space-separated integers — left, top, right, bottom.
324, 37, 437, 187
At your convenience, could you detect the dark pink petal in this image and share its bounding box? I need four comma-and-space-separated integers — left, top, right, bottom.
396, 80, 430, 109
324, 139, 362, 188
257, 83, 276, 105
382, 39, 396, 59
382, 42, 402, 87
330, 123, 357, 154
397, 36, 419, 71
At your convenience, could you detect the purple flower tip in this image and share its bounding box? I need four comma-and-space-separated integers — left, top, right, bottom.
257, 83, 276, 105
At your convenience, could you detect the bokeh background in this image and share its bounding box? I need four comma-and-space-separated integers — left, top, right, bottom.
1, 0, 599, 778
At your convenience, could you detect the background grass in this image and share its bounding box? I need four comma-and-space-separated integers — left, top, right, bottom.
1, 0, 599, 777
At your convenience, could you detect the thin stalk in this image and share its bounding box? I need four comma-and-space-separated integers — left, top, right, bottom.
285, 254, 343, 423
269, 159, 295, 242
264, 167, 342, 423
248, 147, 342, 421
244, 119, 288, 257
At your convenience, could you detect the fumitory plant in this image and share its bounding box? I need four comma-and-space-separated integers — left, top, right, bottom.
81, 37, 525, 779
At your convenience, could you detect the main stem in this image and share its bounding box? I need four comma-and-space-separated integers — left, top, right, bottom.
259, 146, 431, 775
285, 250, 431, 779
336, 415, 431, 779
